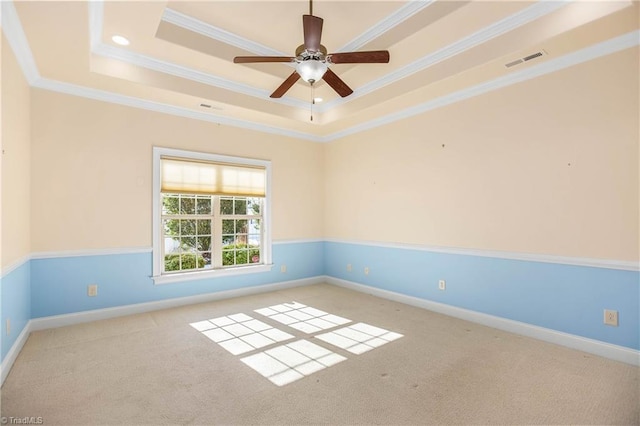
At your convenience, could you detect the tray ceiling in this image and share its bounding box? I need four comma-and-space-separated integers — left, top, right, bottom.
4, 0, 639, 141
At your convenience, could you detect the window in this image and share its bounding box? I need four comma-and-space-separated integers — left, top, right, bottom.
153, 148, 272, 284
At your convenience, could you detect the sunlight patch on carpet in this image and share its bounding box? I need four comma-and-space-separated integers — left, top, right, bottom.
190, 314, 294, 355
254, 301, 351, 333
241, 340, 346, 386
315, 323, 403, 354
190, 302, 403, 386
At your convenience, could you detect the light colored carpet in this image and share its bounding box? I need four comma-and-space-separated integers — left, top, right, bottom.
1, 283, 638, 425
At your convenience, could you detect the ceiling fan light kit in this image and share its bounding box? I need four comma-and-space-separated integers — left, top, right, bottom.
296, 57, 328, 84
233, 1, 390, 100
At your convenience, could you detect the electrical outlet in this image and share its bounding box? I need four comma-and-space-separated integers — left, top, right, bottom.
6, 318, 10, 336
364, 267, 370, 275
604, 309, 618, 326
87, 284, 98, 297
346, 263, 352, 272
439, 280, 446, 290
280, 265, 287, 273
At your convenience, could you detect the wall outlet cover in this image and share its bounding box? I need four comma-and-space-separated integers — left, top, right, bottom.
604, 309, 618, 326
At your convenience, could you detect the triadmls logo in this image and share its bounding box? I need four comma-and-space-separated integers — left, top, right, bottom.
1, 417, 44, 425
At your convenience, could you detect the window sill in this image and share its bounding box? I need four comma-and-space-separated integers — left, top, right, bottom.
152, 263, 274, 285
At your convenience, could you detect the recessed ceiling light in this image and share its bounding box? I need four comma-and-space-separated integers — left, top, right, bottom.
111, 35, 130, 46
313, 97, 323, 103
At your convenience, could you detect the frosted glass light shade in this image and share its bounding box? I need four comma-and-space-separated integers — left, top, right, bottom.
296, 60, 328, 83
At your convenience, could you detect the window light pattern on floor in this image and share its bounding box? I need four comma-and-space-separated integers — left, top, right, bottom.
254, 301, 351, 333
190, 313, 294, 355
314, 322, 403, 354
241, 339, 346, 386
190, 305, 403, 387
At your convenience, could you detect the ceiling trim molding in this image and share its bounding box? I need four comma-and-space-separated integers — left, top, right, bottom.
92, 42, 306, 110
337, 0, 435, 53
162, 8, 288, 57
319, 0, 569, 112
88, 0, 569, 115
90, 1, 307, 110
1, 0, 39, 84
93, 0, 438, 111
88, 0, 103, 51
4, 0, 637, 145
321, 30, 640, 142
32, 77, 323, 143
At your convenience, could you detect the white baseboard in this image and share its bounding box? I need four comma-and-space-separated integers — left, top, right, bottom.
1, 320, 32, 386
3, 274, 636, 388
30, 276, 323, 331
325, 276, 640, 366
0, 276, 322, 386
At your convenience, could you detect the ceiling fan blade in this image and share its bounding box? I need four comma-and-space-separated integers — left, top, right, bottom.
270, 71, 301, 98
234, 56, 295, 63
322, 68, 353, 97
328, 50, 390, 64
303, 15, 323, 52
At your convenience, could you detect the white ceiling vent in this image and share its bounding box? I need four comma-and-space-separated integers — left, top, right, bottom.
505, 50, 546, 68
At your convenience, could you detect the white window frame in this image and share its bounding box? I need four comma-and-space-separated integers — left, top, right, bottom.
152, 147, 273, 285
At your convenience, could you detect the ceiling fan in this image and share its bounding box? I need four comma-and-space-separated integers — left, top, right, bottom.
233, 0, 390, 99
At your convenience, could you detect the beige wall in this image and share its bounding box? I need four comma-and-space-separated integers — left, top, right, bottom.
324, 48, 639, 261
1, 35, 31, 268
30, 91, 324, 252
26, 47, 640, 262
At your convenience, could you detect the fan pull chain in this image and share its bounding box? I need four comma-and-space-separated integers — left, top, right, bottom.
310, 83, 314, 122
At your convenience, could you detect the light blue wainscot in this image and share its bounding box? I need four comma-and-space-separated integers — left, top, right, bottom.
30, 241, 324, 319
323, 241, 639, 351
1, 260, 31, 361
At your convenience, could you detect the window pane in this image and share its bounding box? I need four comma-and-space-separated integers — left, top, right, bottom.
164, 253, 181, 272
220, 198, 233, 214
237, 250, 249, 264
222, 235, 234, 245
248, 198, 261, 215
250, 250, 260, 264
222, 250, 234, 266
180, 237, 196, 251
180, 196, 196, 214
234, 198, 247, 215
197, 236, 211, 252
181, 219, 196, 236
222, 219, 234, 236
201, 252, 212, 267
236, 219, 248, 233
196, 197, 212, 214
181, 253, 203, 270
163, 219, 179, 235
249, 219, 260, 232
197, 219, 211, 235
162, 195, 180, 215
164, 237, 180, 254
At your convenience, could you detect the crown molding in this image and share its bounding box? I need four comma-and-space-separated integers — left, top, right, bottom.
32, 77, 323, 142
89, 0, 569, 115
319, 0, 569, 112
88, 0, 103, 51
162, 8, 288, 57
320, 29, 640, 142
89, 2, 306, 110
92, 42, 307, 111
1, 0, 39, 84
4, 1, 638, 144
337, 0, 435, 53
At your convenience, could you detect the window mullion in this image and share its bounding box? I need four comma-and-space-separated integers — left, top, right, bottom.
213, 196, 223, 268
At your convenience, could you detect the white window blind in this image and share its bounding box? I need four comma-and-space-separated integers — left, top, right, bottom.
161, 157, 266, 197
